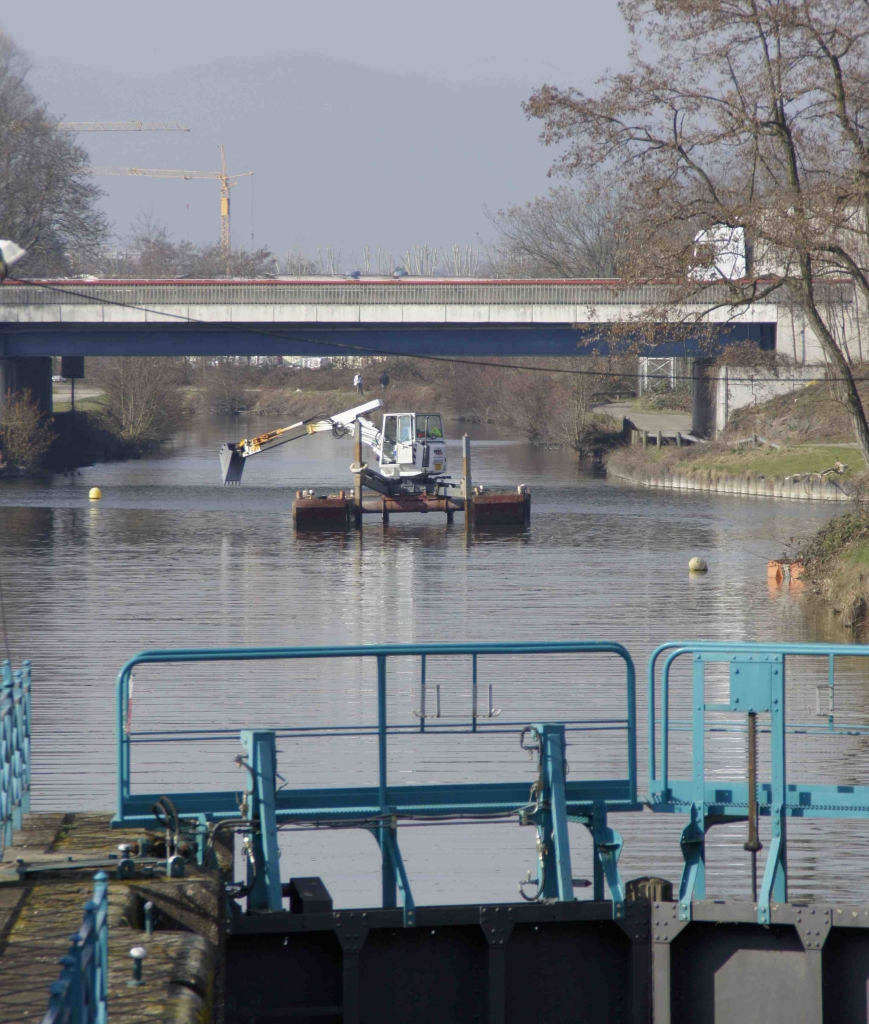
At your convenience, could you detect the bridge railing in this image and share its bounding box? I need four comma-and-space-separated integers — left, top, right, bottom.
647, 641, 869, 924
1, 658, 31, 857
115, 641, 639, 918
41, 872, 109, 1024
0, 279, 786, 308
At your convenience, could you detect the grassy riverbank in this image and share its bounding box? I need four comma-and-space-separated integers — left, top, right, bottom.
608, 372, 869, 492
608, 440, 859, 486
800, 508, 869, 627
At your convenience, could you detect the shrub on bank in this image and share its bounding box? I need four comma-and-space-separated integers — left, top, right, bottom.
0, 389, 56, 472
800, 508, 869, 628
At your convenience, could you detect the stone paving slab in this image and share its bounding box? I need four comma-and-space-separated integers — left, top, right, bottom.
0, 813, 221, 1024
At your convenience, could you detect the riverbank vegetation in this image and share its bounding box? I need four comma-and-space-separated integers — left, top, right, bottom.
608, 367, 869, 486
799, 507, 869, 628
609, 440, 858, 487
195, 355, 630, 457
0, 390, 55, 472
88, 357, 186, 447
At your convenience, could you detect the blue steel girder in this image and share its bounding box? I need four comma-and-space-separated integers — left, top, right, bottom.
373, 825, 416, 927
115, 779, 638, 827
240, 730, 283, 913
2, 321, 775, 359
518, 725, 575, 903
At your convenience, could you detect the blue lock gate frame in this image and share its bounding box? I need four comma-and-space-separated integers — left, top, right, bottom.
113, 641, 640, 920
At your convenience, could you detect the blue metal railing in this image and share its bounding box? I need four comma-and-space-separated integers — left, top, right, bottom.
1, 658, 31, 857
114, 641, 639, 917
41, 872, 109, 1024
115, 641, 637, 822
647, 641, 869, 924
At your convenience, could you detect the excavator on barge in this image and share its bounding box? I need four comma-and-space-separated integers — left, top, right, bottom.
219, 398, 529, 529
220, 399, 449, 496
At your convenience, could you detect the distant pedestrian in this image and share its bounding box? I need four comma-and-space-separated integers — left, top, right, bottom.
353, 372, 364, 395
379, 371, 390, 391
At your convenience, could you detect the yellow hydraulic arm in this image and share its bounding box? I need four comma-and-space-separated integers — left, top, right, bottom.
220, 399, 383, 485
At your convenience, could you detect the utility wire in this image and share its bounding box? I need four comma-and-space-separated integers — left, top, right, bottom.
8, 276, 865, 386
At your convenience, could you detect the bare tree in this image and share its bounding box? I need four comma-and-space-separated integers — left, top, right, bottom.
88, 357, 185, 445
485, 178, 628, 278
0, 32, 107, 274
525, 0, 869, 464
94, 213, 277, 278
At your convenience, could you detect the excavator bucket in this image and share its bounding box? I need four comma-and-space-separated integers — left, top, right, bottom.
220, 443, 246, 485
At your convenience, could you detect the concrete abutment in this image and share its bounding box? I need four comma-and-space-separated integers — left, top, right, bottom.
0, 356, 53, 415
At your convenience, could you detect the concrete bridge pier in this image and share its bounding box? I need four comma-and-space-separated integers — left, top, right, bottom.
0, 357, 53, 416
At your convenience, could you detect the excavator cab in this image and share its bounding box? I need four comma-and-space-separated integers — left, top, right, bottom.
378, 413, 447, 480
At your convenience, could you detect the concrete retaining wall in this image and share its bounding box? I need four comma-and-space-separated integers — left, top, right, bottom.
609, 463, 852, 501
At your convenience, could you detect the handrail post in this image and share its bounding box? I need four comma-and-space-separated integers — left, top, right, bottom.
93, 872, 109, 1024
626, 659, 636, 804
21, 661, 31, 813
12, 670, 23, 832
1, 661, 13, 854
116, 669, 132, 824
376, 655, 396, 908
471, 654, 478, 733
419, 655, 426, 734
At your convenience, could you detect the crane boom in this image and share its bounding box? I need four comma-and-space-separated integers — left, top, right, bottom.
57, 122, 191, 132
88, 166, 240, 180
88, 146, 253, 273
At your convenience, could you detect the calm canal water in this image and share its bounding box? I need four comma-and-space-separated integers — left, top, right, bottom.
1, 416, 865, 907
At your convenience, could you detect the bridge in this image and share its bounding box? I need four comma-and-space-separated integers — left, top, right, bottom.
0, 277, 816, 413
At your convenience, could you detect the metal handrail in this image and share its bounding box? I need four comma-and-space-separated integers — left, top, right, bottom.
115, 641, 638, 824
647, 640, 869, 789
0, 279, 802, 308
0, 659, 31, 857
646, 640, 869, 925
41, 872, 109, 1024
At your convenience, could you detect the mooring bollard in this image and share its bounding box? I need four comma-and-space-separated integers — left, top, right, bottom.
129, 946, 147, 986
144, 900, 154, 935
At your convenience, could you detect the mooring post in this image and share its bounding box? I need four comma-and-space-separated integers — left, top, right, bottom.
462, 434, 474, 528
642, 430, 648, 449
656, 429, 663, 448
354, 427, 363, 530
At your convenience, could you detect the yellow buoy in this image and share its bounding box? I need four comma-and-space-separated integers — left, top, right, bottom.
688, 556, 708, 573
88, 487, 102, 501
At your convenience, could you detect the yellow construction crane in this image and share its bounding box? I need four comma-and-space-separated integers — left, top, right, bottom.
89, 146, 253, 273
57, 121, 191, 132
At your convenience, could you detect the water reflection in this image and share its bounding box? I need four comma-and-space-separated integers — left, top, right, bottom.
1, 415, 866, 906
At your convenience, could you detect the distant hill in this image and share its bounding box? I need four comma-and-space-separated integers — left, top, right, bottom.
28, 53, 554, 262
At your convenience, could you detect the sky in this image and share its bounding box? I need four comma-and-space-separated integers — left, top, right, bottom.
4, 2, 630, 261
3, 1, 627, 85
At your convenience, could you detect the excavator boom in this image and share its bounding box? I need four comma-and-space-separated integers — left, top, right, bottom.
220, 399, 382, 485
